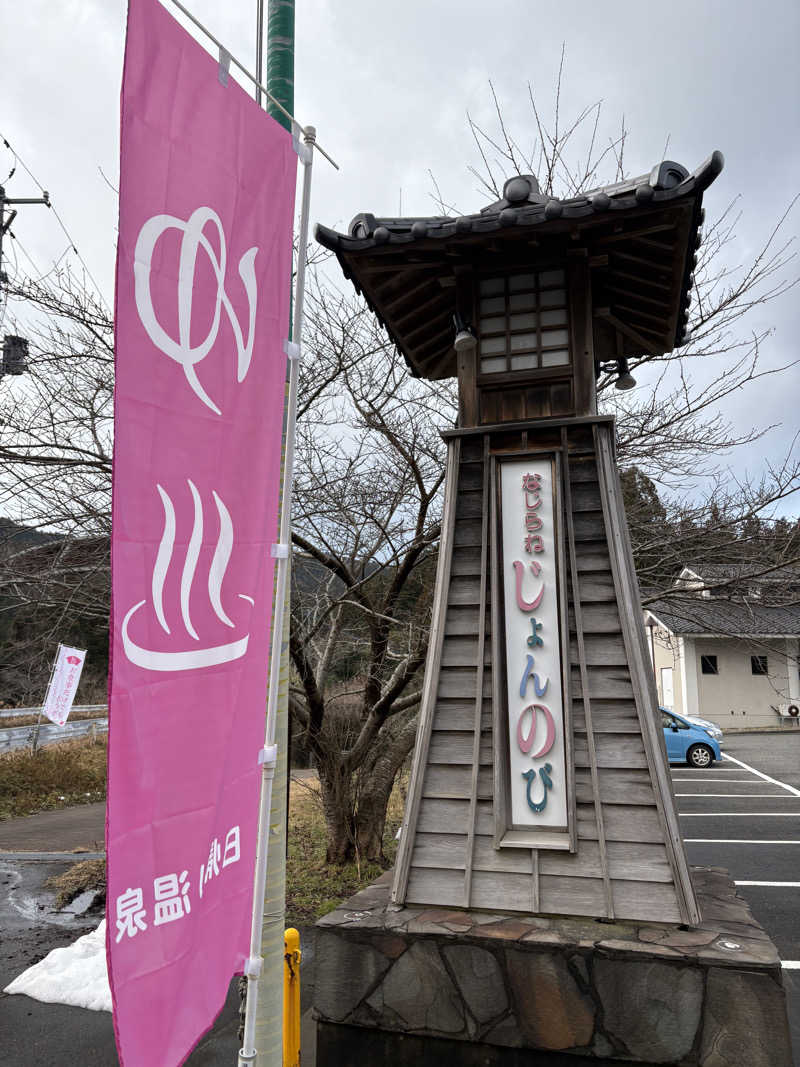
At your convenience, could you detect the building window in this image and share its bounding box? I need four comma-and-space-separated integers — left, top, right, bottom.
701, 655, 718, 675
751, 655, 768, 676
478, 269, 570, 375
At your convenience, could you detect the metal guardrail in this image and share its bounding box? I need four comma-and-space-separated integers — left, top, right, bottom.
0, 704, 107, 719
0, 717, 109, 752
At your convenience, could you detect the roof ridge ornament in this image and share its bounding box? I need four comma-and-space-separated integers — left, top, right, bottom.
481, 173, 549, 214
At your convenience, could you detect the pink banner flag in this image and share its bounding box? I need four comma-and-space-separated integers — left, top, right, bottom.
108, 1, 296, 1062
42, 644, 86, 725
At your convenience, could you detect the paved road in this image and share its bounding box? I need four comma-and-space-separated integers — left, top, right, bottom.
673, 731, 800, 1064
0, 802, 106, 852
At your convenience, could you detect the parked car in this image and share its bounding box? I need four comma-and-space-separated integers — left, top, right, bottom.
660, 707, 723, 768
685, 713, 725, 739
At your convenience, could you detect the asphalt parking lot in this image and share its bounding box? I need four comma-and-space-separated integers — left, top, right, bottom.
672, 729, 800, 1064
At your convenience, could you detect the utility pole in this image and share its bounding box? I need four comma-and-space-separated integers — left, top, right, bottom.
0, 183, 50, 379
0, 184, 50, 285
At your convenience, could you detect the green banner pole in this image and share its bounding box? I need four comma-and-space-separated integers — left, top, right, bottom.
253, 3, 295, 1065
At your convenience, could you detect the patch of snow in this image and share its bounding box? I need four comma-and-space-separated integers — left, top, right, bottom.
4, 920, 111, 1012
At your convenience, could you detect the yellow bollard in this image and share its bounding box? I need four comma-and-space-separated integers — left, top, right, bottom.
283, 927, 301, 1066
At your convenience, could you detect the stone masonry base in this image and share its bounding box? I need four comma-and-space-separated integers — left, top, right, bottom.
313, 867, 791, 1066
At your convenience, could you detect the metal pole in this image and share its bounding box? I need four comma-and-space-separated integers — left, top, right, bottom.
266, 0, 294, 133
255, 0, 264, 105
238, 123, 315, 1067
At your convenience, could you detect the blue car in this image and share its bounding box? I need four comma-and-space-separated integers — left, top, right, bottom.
661, 708, 722, 768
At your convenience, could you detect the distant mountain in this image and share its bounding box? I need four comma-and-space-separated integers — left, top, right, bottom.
0, 518, 63, 556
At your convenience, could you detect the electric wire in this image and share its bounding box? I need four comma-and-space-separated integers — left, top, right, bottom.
0, 133, 110, 308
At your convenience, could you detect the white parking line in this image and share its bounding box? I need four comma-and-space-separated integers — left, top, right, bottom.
675, 793, 792, 798
672, 778, 764, 783
722, 753, 800, 797
735, 881, 800, 887
679, 812, 800, 816
685, 839, 800, 844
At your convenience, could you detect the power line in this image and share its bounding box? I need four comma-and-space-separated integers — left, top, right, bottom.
0, 132, 109, 308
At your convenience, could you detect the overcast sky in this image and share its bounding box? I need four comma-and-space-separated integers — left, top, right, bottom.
2, 0, 799, 512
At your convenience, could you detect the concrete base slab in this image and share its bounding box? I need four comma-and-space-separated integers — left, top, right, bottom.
313, 867, 792, 1066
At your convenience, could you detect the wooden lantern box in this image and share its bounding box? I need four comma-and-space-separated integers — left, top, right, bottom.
317, 156, 726, 925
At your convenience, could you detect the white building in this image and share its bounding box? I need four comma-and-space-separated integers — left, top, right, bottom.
644, 564, 800, 729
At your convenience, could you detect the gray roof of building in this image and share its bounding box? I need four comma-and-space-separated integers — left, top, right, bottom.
646, 595, 800, 637
681, 562, 800, 585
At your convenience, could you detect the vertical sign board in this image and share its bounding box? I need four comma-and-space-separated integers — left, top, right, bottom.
42, 645, 86, 725
109, 1, 296, 1063
498, 456, 571, 844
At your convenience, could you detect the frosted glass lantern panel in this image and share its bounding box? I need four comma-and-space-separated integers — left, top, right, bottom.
541, 348, 570, 367
510, 332, 538, 351
510, 354, 538, 370
541, 328, 569, 348
540, 308, 567, 327
509, 312, 538, 330
509, 292, 536, 312
540, 289, 567, 308
480, 336, 506, 355
509, 273, 536, 292
481, 357, 507, 374
480, 316, 506, 334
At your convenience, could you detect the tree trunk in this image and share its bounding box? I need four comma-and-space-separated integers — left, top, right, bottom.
318, 762, 357, 864
316, 716, 418, 866
353, 716, 418, 864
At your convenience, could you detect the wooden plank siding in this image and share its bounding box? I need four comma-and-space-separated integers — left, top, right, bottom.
392, 419, 698, 925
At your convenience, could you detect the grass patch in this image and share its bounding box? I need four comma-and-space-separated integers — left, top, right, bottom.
0, 736, 107, 820
286, 775, 404, 927
45, 858, 107, 909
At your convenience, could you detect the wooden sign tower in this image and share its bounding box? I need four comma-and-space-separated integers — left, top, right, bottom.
316, 152, 723, 924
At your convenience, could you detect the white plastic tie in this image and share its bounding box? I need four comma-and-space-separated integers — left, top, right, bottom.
283, 340, 301, 361
258, 744, 278, 767
291, 122, 313, 165
244, 955, 263, 978
271, 543, 289, 559
217, 46, 231, 87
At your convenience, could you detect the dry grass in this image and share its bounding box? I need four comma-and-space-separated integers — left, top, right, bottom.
45, 857, 107, 908
0, 736, 107, 819
286, 774, 405, 927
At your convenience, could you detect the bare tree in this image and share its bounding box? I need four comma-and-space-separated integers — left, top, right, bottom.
289, 278, 455, 862
0, 269, 112, 700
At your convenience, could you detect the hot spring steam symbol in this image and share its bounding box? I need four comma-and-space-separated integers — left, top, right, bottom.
122, 481, 254, 671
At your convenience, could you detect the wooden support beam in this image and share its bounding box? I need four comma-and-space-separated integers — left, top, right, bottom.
593, 424, 700, 925
391, 439, 461, 904
463, 435, 491, 907
561, 427, 614, 919
567, 252, 597, 416
594, 308, 663, 358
